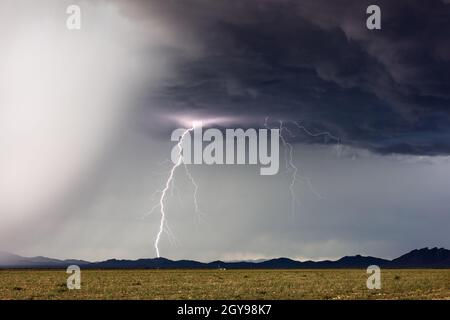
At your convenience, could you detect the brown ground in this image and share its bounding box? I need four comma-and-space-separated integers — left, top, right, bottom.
0, 269, 448, 300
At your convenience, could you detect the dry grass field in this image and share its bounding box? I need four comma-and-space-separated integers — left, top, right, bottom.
0, 269, 448, 300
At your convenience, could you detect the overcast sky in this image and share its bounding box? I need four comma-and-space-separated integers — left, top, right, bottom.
0, 0, 449, 262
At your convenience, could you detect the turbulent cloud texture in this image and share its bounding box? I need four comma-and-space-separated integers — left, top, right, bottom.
121, 0, 450, 155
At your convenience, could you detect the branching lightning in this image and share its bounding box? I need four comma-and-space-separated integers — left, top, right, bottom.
183, 162, 206, 223
153, 125, 195, 258
265, 117, 341, 217
279, 120, 299, 216
149, 117, 340, 257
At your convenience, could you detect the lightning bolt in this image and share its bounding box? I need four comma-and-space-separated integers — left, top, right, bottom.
279, 120, 299, 216
293, 121, 341, 156
265, 117, 341, 217
149, 117, 339, 257
183, 162, 206, 224
153, 125, 195, 258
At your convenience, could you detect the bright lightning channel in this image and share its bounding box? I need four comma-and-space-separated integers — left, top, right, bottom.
151, 117, 340, 257
154, 124, 196, 258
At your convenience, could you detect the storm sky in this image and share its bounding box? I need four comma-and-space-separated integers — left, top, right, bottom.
0, 0, 449, 261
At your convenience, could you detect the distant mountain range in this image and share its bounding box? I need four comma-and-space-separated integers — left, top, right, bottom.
0, 247, 449, 269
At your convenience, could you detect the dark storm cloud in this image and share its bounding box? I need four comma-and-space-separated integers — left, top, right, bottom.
121, 0, 450, 155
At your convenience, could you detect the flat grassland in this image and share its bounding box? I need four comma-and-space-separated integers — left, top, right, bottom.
0, 269, 448, 300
